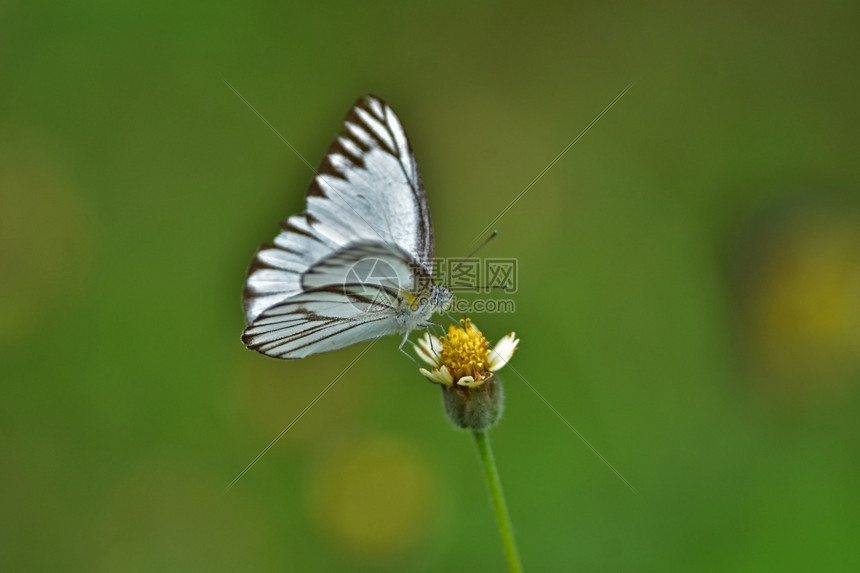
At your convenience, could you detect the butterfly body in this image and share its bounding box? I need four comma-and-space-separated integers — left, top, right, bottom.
241, 95, 450, 360
393, 283, 452, 332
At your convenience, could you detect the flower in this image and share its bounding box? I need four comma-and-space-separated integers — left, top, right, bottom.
414, 319, 519, 387
414, 319, 519, 430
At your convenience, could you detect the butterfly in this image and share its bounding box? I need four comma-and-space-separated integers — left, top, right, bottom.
241, 95, 453, 359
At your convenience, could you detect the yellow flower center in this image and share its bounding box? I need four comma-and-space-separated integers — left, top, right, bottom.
439, 319, 490, 381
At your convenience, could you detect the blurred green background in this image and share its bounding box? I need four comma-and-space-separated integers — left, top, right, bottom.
3, 1, 860, 571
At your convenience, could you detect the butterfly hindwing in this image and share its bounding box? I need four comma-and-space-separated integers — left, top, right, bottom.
244, 240, 433, 360
300, 240, 421, 294
242, 284, 402, 359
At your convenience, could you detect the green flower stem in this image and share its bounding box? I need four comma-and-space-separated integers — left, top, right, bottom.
473, 429, 523, 573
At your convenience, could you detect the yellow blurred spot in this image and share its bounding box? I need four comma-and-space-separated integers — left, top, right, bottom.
309, 435, 435, 558
737, 203, 860, 402
0, 132, 94, 342
760, 233, 860, 349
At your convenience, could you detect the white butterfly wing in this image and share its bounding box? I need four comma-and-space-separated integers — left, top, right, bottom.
242, 288, 402, 359
243, 95, 434, 325
243, 214, 332, 325
243, 242, 424, 359
301, 240, 420, 293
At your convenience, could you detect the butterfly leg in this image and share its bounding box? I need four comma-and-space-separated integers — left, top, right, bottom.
444, 310, 462, 326
422, 320, 446, 339
398, 345, 420, 367
397, 331, 422, 366
422, 325, 444, 361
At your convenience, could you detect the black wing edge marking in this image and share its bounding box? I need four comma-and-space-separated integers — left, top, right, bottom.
245, 283, 404, 331
241, 284, 401, 358
299, 239, 421, 289
308, 95, 435, 266
245, 316, 390, 359
242, 216, 328, 320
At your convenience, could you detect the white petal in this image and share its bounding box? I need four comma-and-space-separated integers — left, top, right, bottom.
419, 366, 453, 386
413, 341, 436, 366
456, 375, 486, 388
415, 332, 442, 366
488, 333, 519, 371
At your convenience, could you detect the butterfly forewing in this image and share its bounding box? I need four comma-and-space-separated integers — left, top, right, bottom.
243, 95, 435, 328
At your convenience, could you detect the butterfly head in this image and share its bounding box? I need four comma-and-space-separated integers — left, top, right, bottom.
429, 284, 453, 312
401, 283, 451, 313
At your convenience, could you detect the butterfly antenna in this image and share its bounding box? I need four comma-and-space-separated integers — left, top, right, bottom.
443, 230, 500, 290
462, 283, 512, 291
425, 322, 446, 339
464, 229, 498, 259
